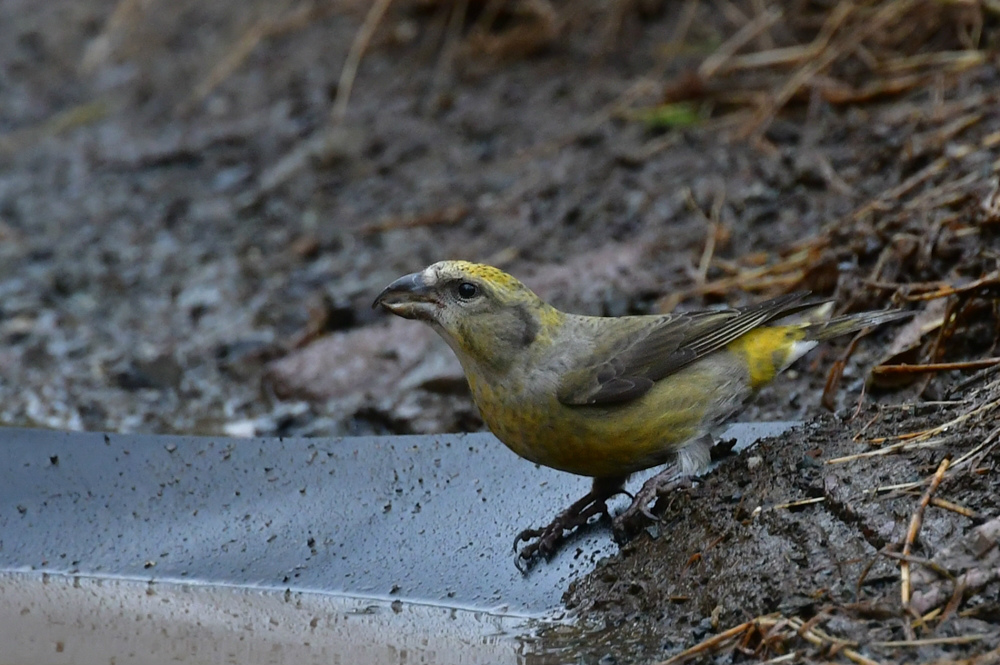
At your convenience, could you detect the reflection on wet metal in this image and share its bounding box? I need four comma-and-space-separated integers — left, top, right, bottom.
0, 573, 531, 665
0, 423, 797, 663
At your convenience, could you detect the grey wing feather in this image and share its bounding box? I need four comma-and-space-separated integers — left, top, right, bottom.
557, 292, 822, 406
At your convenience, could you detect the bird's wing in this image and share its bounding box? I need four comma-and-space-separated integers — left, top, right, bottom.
556, 293, 820, 406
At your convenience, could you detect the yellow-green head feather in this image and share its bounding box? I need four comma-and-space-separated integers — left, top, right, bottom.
374, 260, 564, 374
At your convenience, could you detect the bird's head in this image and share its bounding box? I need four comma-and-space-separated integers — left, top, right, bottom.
373, 261, 560, 370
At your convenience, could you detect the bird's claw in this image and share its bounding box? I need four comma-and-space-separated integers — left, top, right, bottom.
512, 527, 561, 572
612, 471, 693, 542
513, 497, 611, 570
513, 522, 570, 571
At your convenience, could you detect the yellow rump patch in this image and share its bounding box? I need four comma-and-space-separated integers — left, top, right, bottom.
726, 326, 805, 389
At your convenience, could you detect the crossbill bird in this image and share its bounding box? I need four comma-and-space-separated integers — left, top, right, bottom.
373, 260, 907, 565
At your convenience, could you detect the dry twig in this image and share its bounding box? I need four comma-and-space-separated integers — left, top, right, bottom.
901, 457, 951, 609
654, 619, 758, 664
332, 0, 395, 124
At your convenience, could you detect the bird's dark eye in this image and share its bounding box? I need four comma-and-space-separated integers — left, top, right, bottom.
456, 282, 479, 300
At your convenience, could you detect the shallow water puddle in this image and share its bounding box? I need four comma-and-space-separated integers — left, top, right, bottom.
0, 573, 539, 665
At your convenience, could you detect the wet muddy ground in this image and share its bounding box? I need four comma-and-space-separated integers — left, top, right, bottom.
2, 1, 999, 662
562, 403, 1000, 663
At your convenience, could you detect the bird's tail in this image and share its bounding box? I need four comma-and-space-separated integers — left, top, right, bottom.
801, 307, 912, 342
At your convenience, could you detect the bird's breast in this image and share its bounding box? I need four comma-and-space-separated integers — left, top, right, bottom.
463, 351, 760, 478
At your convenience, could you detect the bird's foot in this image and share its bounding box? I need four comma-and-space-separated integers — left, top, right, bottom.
612, 468, 693, 543
514, 492, 616, 570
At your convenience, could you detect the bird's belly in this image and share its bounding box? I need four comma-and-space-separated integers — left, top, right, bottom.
494, 406, 699, 477
475, 361, 751, 478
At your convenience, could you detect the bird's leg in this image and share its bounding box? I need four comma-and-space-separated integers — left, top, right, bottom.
612, 434, 715, 542
514, 476, 627, 566
611, 468, 692, 542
